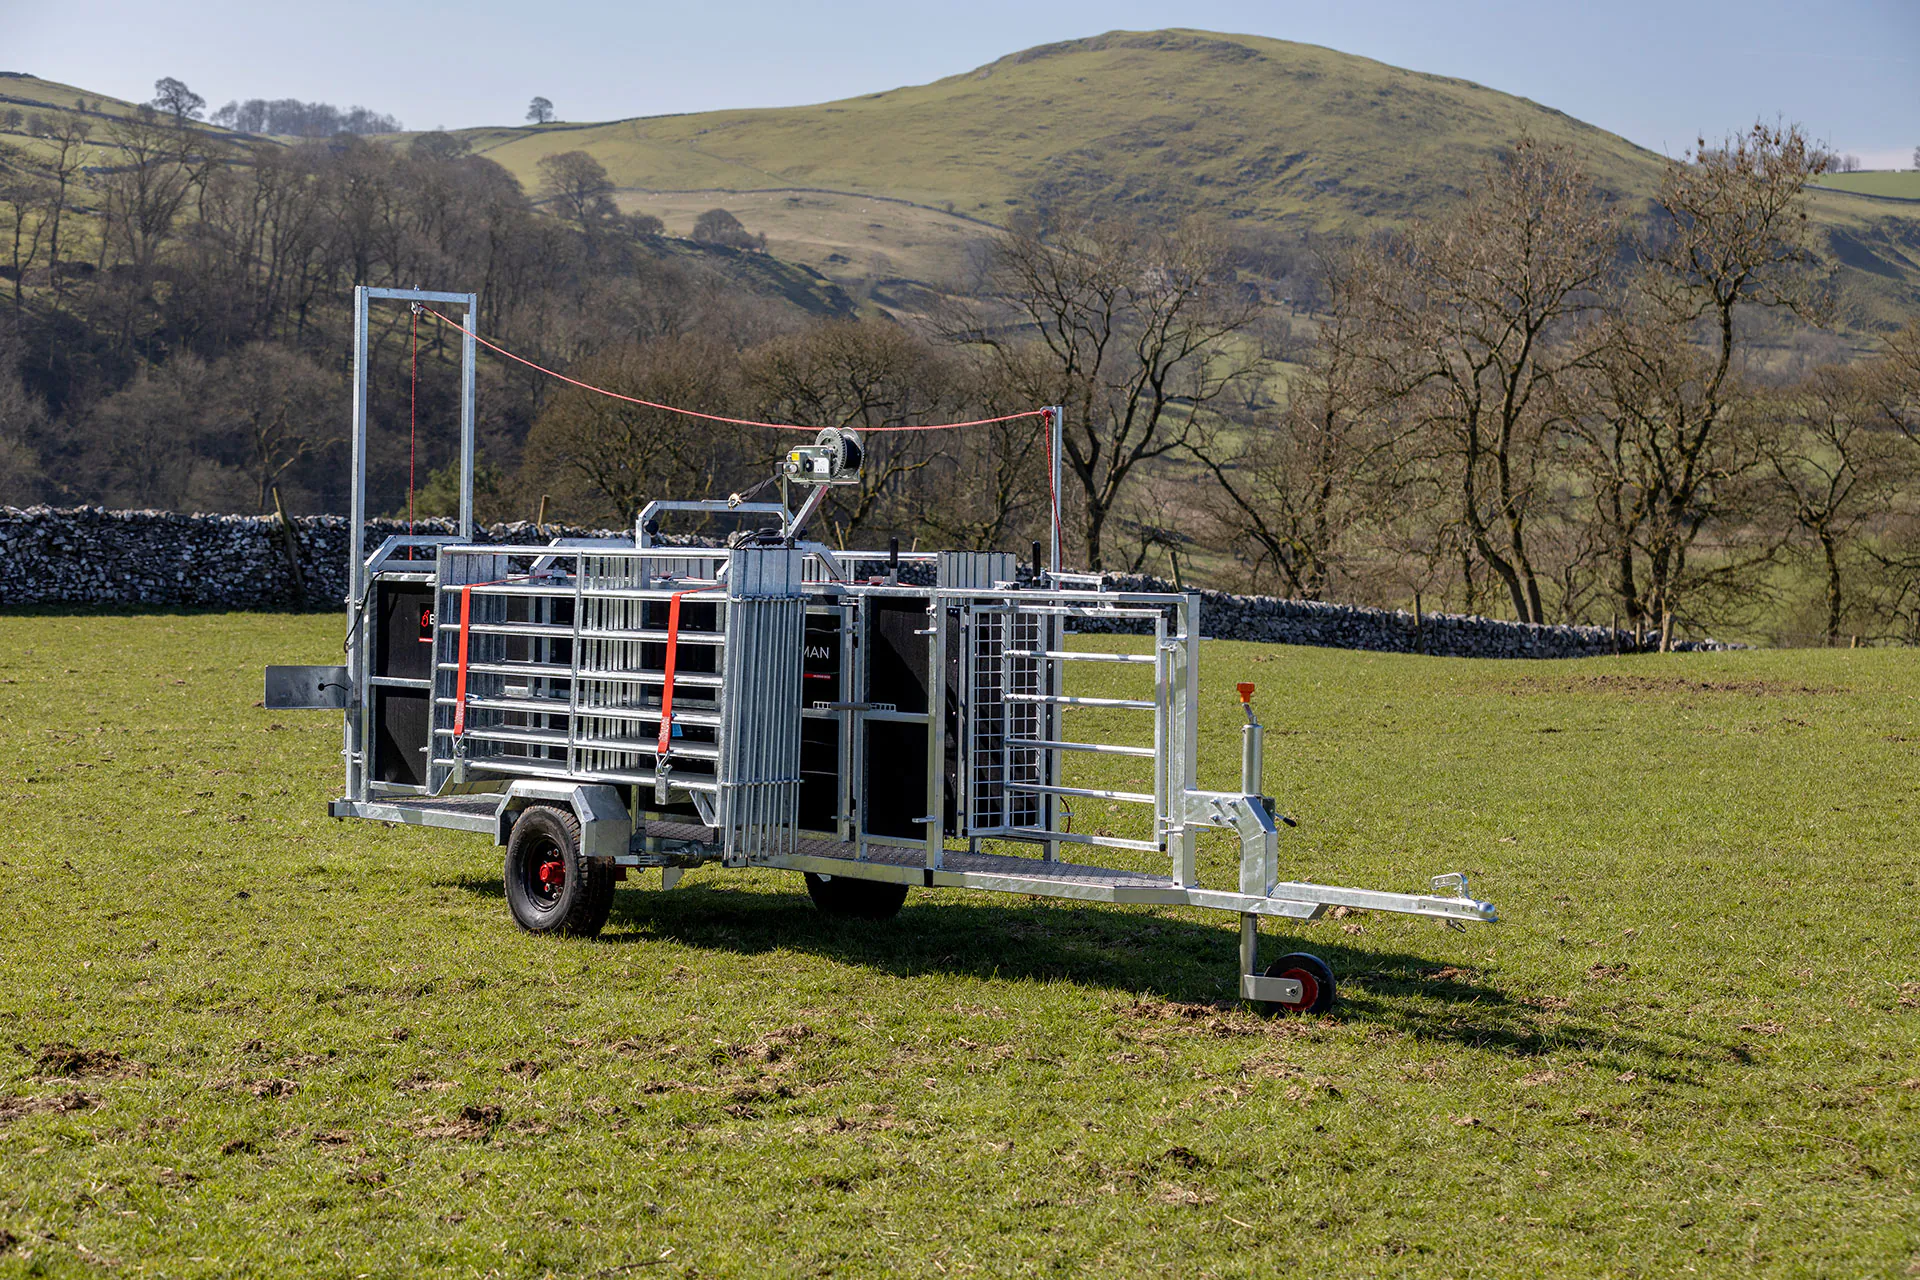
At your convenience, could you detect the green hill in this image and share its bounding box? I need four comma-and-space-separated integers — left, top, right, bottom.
8, 32, 1916, 328
436, 29, 1918, 330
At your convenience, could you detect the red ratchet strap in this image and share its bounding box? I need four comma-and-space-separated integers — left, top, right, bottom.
419, 306, 1049, 434
656, 584, 723, 758
453, 585, 474, 736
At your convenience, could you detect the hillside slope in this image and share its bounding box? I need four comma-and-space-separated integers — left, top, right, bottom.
9, 33, 1913, 328
446, 29, 1919, 328
463, 30, 1672, 225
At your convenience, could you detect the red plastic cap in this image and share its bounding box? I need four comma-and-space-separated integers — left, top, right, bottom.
1237, 682, 1256, 702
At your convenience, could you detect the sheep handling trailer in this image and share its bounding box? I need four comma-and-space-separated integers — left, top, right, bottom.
265, 286, 1496, 1014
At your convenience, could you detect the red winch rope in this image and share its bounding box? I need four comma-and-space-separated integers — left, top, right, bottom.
408, 307, 419, 537
418, 306, 1050, 434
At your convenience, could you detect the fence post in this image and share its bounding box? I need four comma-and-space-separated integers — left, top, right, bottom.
270, 485, 306, 608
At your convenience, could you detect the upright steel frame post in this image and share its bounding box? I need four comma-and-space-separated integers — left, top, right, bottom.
1047, 404, 1064, 575
344, 285, 481, 803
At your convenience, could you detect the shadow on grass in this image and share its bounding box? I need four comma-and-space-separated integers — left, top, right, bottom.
441, 874, 1712, 1065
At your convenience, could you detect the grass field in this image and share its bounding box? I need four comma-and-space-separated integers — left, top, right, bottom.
1813, 172, 1920, 202
1, 613, 1916, 1277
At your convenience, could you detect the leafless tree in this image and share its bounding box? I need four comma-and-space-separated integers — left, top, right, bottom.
38, 117, 90, 300
1574, 122, 1830, 635
1344, 138, 1620, 622
520, 334, 751, 525
948, 209, 1263, 569
537, 151, 614, 230
0, 327, 44, 502
205, 343, 344, 510
1189, 248, 1410, 598
1759, 363, 1910, 643
0, 145, 49, 311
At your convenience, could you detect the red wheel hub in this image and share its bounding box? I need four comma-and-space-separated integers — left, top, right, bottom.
1277, 967, 1319, 1011
536, 857, 566, 892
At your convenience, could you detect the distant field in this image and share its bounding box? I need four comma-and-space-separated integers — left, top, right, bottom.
615, 188, 992, 317
0, 612, 1914, 1275
1812, 171, 1920, 201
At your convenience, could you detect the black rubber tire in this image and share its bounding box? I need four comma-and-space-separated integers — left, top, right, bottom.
503, 804, 615, 938
804, 872, 908, 920
1258, 952, 1337, 1016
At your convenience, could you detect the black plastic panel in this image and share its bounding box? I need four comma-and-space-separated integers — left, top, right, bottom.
862, 720, 927, 839
375, 581, 436, 681
798, 717, 840, 834
373, 687, 429, 785
866, 597, 930, 714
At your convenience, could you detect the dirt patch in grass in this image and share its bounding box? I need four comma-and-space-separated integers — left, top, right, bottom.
0, 1090, 98, 1121
1507, 674, 1843, 698
34, 1043, 142, 1079
413, 1103, 503, 1140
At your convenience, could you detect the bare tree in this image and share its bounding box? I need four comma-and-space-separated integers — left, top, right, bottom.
0, 144, 48, 311
38, 117, 90, 300
526, 97, 555, 125
950, 209, 1262, 569
1575, 122, 1830, 634
0, 328, 45, 503
1345, 137, 1620, 622
536, 151, 614, 229
82, 355, 215, 508
1759, 363, 1909, 643
205, 343, 344, 510
96, 109, 196, 353
1189, 249, 1408, 598
150, 77, 206, 125
914, 355, 1051, 553
520, 335, 750, 525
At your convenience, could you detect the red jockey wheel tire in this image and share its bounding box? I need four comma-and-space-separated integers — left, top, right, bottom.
503, 804, 615, 938
1259, 952, 1337, 1016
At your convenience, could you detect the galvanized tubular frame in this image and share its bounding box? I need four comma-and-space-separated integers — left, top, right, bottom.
345, 287, 478, 804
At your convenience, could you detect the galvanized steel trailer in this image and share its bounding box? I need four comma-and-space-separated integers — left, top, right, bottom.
267, 286, 1496, 1015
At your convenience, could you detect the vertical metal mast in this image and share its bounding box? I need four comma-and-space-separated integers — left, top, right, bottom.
1047, 404, 1064, 575
343, 286, 480, 802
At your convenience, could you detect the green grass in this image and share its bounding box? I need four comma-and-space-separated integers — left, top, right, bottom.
1, 613, 1917, 1276
1813, 172, 1920, 201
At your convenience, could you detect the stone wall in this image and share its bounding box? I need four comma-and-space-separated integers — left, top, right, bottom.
0, 506, 1725, 656
1069, 574, 1727, 656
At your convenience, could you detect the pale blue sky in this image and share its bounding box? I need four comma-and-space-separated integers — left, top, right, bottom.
12, 0, 1918, 166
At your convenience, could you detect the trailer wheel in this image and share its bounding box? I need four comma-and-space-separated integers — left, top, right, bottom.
503, 804, 615, 938
1259, 952, 1336, 1016
804, 872, 908, 920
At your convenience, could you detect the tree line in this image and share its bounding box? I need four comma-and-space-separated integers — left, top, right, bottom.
1191, 126, 1920, 645
0, 103, 1915, 644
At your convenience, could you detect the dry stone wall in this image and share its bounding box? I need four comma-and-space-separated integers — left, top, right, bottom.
0, 507, 1726, 656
